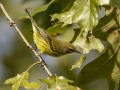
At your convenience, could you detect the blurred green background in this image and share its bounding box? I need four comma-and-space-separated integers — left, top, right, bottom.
0, 0, 108, 90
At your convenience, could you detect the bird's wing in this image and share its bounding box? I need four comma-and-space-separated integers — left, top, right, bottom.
36, 25, 56, 51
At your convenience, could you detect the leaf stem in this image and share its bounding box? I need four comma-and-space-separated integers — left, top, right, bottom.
26, 62, 40, 72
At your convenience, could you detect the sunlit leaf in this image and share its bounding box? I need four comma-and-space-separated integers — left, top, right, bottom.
74, 34, 105, 53
76, 6, 120, 90
70, 54, 86, 70
52, 0, 109, 26
4, 72, 40, 90
52, 0, 108, 53
39, 75, 81, 90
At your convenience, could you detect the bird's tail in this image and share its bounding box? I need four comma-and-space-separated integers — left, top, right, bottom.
25, 8, 38, 30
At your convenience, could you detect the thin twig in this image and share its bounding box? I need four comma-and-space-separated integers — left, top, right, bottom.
0, 0, 52, 76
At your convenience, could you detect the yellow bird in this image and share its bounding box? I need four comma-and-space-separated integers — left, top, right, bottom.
25, 8, 80, 57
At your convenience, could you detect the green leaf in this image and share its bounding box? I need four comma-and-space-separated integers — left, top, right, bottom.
32, 0, 75, 15
55, 0, 75, 12
20, 0, 55, 19
21, 0, 75, 19
109, 0, 120, 8
39, 75, 81, 90
76, 6, 120, 90
70, 54, 86, 70
74, 34, 105, 53
46, 22, 66, 36
4, 72, 40, 90
52, 0, 109, 26
52, 0, 108, 53
70, 28, 80, 43
31, 0, 55, 16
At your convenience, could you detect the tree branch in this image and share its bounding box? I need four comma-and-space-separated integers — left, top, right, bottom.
0, 0, 52, 76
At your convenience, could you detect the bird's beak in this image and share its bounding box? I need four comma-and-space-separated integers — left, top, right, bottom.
75, 50, 81, 54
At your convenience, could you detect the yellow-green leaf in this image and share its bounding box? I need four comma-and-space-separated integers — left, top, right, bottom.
39, 75, 81, 90
52, 0, 107, 54
70, 54, 86, 70
73, 35, 105, 54
4, 72, 40, 90
47, 22, 66, 36
76, 6, 120, 90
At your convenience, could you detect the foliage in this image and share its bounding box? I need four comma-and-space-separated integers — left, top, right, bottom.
39, 75, 81, 90
76, 6, 120, 90
4, 72, 40, 90
2, 0, 120, 90
4, 62, 40, 90
70, 54, 86, 70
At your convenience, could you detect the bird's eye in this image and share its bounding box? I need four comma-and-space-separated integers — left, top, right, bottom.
69, 48, 73, 52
